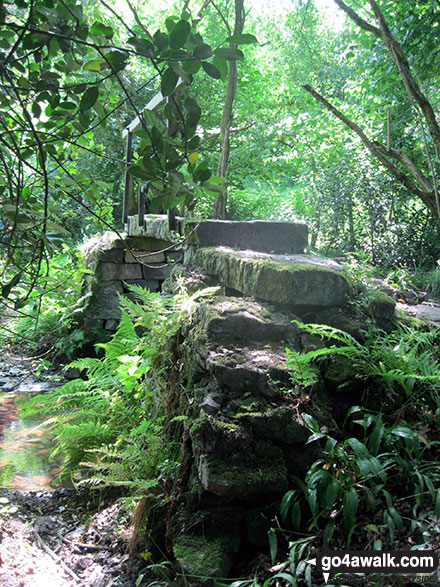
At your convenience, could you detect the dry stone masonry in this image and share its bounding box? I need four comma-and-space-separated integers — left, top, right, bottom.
82, 215, 436, 584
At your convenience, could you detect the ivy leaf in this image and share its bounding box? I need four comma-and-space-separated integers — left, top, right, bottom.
214, 47, 244, 61
201, 61, 220, 80
226, 33, 257, 45
161, 67, 178, 96
79, 86, 99, 111
169, 19, 190, 50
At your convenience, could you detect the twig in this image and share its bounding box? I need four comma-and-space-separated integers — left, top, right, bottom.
32, 528, 82, 583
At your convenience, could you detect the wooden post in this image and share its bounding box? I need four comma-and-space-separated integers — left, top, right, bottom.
123, 131, 133, 225
138, 184, 145, 228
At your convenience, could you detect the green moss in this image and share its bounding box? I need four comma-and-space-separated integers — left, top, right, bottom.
198, 443, 288, 497
394, 314, 429, 330
173, 533, 235, 583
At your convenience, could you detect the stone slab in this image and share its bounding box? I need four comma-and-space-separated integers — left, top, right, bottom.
97, 263, 142, 281
184, 219, 308, 254
142, 264, 172, 280
124, 251, 166, 263
122, 279, 161, 293
397, 301, 440, 323
190, 247, 350, 309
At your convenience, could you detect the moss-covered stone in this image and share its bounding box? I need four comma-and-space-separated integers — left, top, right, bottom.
173, 534, 235, 585
312, 307, 365, 341
366, 290, 396, 320
190, 414, 254, 456
236, 407, 310, 444
394, 313, 429, 330
191, 247, 350, 309
324, 356, 363, 393
197, 443, 288, 498
246, 503, 279, 549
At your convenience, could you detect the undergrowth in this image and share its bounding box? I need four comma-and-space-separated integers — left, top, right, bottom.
226, 320, 440, 586
20, 283, 217, 494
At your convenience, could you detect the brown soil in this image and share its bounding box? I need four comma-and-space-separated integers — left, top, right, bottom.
0, 489, 161, 587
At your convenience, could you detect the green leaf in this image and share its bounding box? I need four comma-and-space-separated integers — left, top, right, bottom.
153, 30, 169, 51
90, 21, 114, 39
213, 56, 228, 80
193, 43, 212, 60
2, 272, 22, 299
182, 60, 201, 74
79, 86, 99, 112
83, 59, 105, 72
268, 529, 277, 564
390, 426, 417, 440
226, 33, 258, 45
128, 165, 152, 180
170, 19, 190, 50
201, 61, 221, 80
213, 47, 244, 61
343, 487, 358, 529
32, 102, 41, 118
127, 37, 153, 55
324, 480, 340, 509
280, 490, 296, 520
161, 67, 178, 96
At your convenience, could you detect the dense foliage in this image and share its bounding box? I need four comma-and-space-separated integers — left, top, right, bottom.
2, 1, 440, 585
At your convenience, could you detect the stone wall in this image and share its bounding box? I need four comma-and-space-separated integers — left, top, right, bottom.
82, 232, 182, 333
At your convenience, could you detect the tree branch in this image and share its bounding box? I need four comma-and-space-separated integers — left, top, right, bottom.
333, 0, 380, 37
303, 84, 438, 216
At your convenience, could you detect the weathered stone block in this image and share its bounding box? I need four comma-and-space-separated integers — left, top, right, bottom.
236, 407, 311, 444
173, 534, 236, 586
191, 297, 300, 345
191, 247, 350, 309
96, 248, 125, 263
97, 263, 142, 281
124, 250, 165, 263
184, 219, 308, 254
122, 279, 160, 293
142, 264, 171, 280
197, 443, 288, 498
93, 280, 123, 295
89, 291, 121, 320
367, 291, 396, 320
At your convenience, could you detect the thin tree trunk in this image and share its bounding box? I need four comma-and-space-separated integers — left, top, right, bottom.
213, 0, 244, 219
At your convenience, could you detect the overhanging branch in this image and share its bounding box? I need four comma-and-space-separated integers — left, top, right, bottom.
303, 84, 438, 216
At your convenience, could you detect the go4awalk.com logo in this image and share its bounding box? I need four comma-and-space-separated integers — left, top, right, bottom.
307, 547, 439, 583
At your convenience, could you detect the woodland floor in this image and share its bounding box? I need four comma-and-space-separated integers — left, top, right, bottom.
0, 354, 160, 587
0, 488, 158, 587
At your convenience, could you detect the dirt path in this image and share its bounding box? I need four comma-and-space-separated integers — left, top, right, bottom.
0, 489, 158, 586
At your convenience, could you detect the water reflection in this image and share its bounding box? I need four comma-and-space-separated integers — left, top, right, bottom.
0, 391, 63, 491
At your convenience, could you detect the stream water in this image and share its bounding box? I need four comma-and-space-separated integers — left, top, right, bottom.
0, 369, 64, 491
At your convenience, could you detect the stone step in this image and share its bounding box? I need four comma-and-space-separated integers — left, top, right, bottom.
187, 246, 350, 310
127, 215, 308, 255
205, 343, 292, 396
188, 297, 299, 345
183, 218, 308, 254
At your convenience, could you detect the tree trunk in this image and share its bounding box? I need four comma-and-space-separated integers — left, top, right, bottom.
213, 0, 244, 219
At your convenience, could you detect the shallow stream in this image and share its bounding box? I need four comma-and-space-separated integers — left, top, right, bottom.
0, 363, 64, 491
